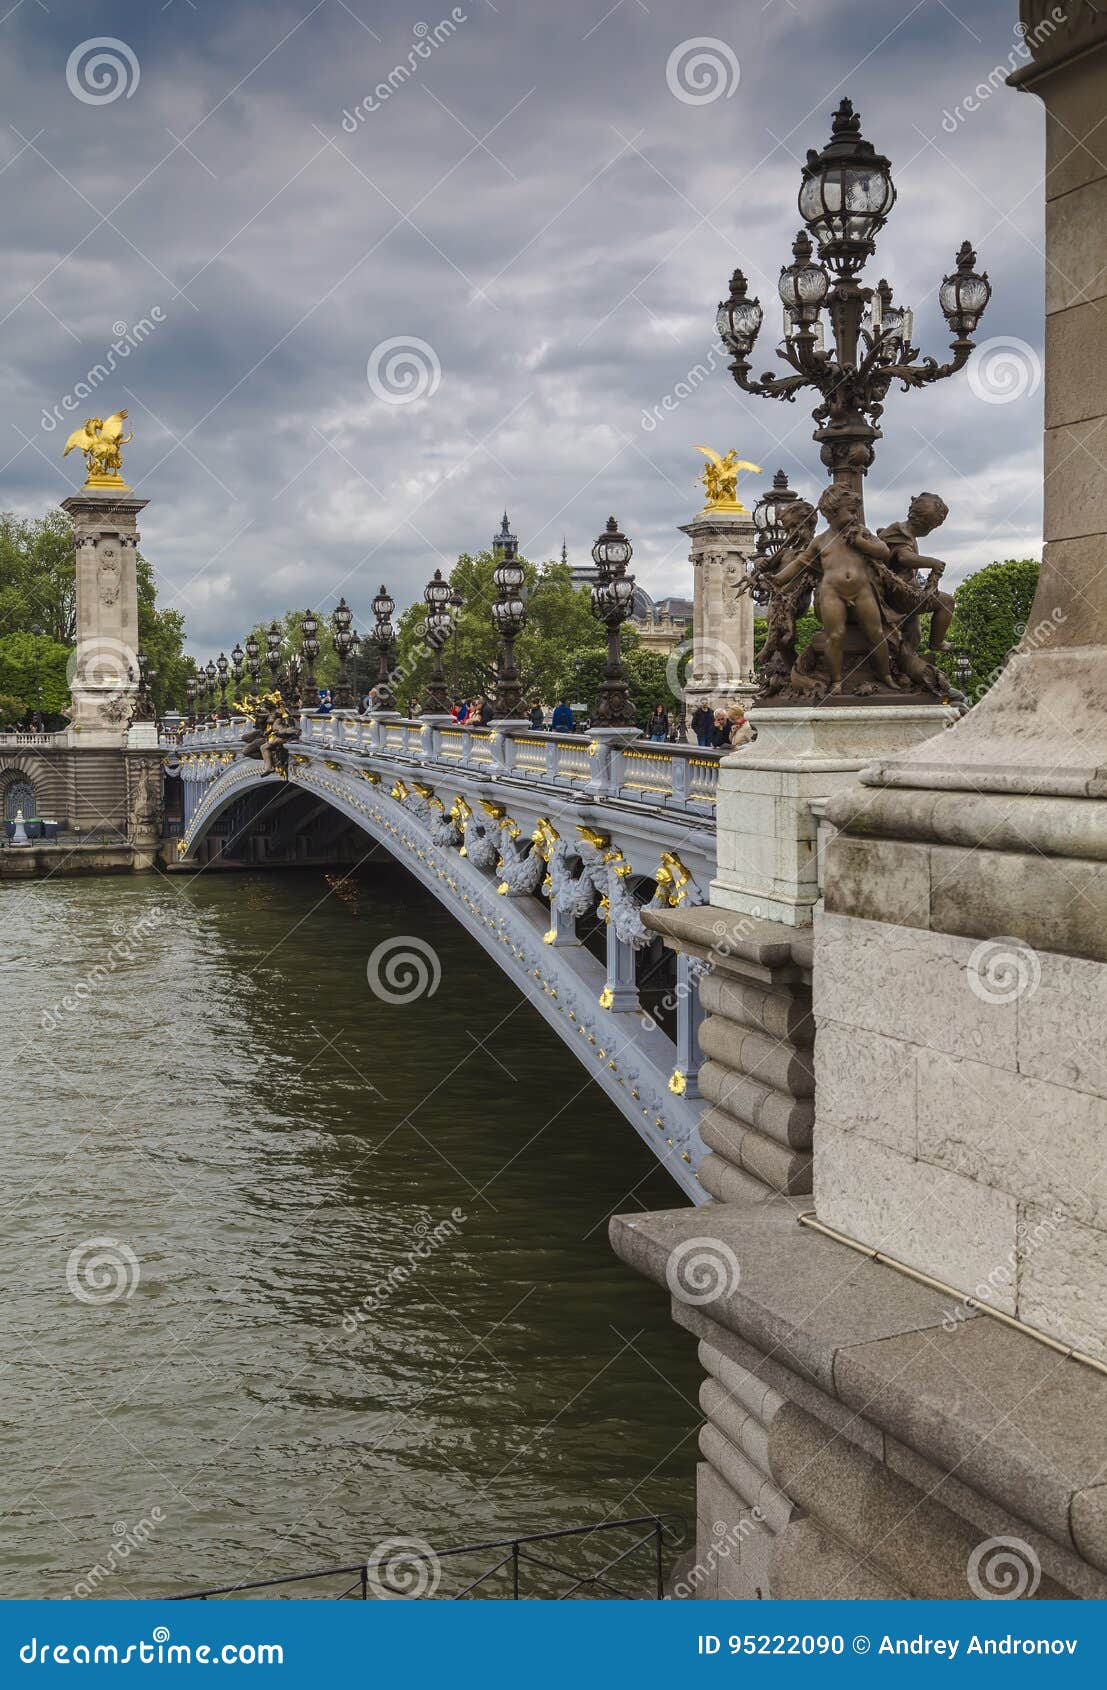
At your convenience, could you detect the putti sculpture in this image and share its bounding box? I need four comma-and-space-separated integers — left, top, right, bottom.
717, 99, 991, 702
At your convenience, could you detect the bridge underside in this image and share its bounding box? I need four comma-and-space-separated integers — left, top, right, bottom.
175, 748, 711, 1201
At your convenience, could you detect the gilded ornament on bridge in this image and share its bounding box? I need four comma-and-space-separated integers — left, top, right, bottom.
668, 1069, 688, 1096
695, 446, 761, 514
63, 410, 134, 489
655, 850, 693, 907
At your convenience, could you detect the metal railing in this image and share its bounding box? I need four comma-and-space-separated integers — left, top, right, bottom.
175, 1515, 678, 1601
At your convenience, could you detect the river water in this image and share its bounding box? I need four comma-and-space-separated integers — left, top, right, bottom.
0, 865, 700, 1599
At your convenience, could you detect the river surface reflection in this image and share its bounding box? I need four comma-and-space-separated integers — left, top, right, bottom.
0, 866, 699, 1598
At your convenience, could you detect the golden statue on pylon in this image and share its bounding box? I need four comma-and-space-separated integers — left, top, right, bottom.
63, 411, 133, 489
695, 445, 761, 513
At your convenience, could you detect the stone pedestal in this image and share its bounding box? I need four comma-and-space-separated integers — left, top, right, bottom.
62, 490, 147, 737
682, 508, 757, 714
710, 704, 956, 926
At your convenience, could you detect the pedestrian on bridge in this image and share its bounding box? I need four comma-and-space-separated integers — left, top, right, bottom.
529, 700, 545, 730
691, 702, 714, 746
551, 698, 575, 732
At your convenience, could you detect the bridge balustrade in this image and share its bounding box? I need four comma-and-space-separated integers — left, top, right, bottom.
176, 711, 722, 815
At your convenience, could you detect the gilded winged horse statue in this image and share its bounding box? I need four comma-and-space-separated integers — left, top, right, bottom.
63, 411, 133, 488
694, 446, 761, 513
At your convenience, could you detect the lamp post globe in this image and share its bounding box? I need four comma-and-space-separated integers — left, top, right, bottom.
331, 597, 355, 708
421, 570, 453, 716
299, 609, 321, 709
490, 556, 527, 721
369, 583, 397, 712
588, 517, 639, 732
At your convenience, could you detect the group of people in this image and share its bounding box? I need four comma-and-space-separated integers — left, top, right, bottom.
690, 701, 754, 750
338, 688, 754, 749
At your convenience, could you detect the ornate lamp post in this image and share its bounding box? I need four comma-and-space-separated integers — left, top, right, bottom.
30, 624, 44, 729
204, 659, 217, 717
717, 99, 990, 508
588, 516, 638, 730
216, 651, 230, 718
185, 676, 197, 724
299, 609, 320, 709
490, 553, 527, 720
449, 586, 464, 696
331, 596, 355, 708
265, 622, 282, 692
370, 584, 396, 711
231, 640, 244, 697
421, 569, 453, 716
245, 632, 261, 688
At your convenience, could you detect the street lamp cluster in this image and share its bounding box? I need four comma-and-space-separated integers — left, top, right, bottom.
184, 511, 645, 730
186, 601, 370, 722
717, 97, 990, 502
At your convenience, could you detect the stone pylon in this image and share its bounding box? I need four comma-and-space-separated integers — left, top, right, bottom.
681, 505, 757, 718
62, 490, 148, 743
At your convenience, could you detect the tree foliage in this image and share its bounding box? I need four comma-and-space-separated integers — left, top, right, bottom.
0, 631, 71, 721
553, 641, 674, 729
947, 558, 1041, 695
392, 553, 606, 712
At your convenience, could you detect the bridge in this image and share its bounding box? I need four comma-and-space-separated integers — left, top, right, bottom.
171, 711, 724, 1202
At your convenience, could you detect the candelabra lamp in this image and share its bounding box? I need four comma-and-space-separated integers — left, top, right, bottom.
588, 517, 639, 730
490, 553, 527, 720
265, 622, 282, 693
216, 651, 230, 718
370, 584, 397, 711
299, 609, 320, 709
717, 99, 990, 507
422, 570, 453, 716
245, 632, 261, 688
185, 676, 197, 724
332, 597, 355, 708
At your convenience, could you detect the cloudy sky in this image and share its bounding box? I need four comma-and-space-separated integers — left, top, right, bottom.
0, 0, 1046, 657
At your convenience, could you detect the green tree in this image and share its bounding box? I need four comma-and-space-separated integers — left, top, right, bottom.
553, 638, 674, 729
392, 553, 606, 711
0, 630, 72, 722
947, 559, 1041, 696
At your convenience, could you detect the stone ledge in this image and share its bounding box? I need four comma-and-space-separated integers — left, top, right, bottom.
609, 1198, 1107, 1573
642, 904, 812, 974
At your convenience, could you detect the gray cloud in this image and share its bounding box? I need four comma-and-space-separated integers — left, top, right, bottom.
0, 0, 1045, 655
